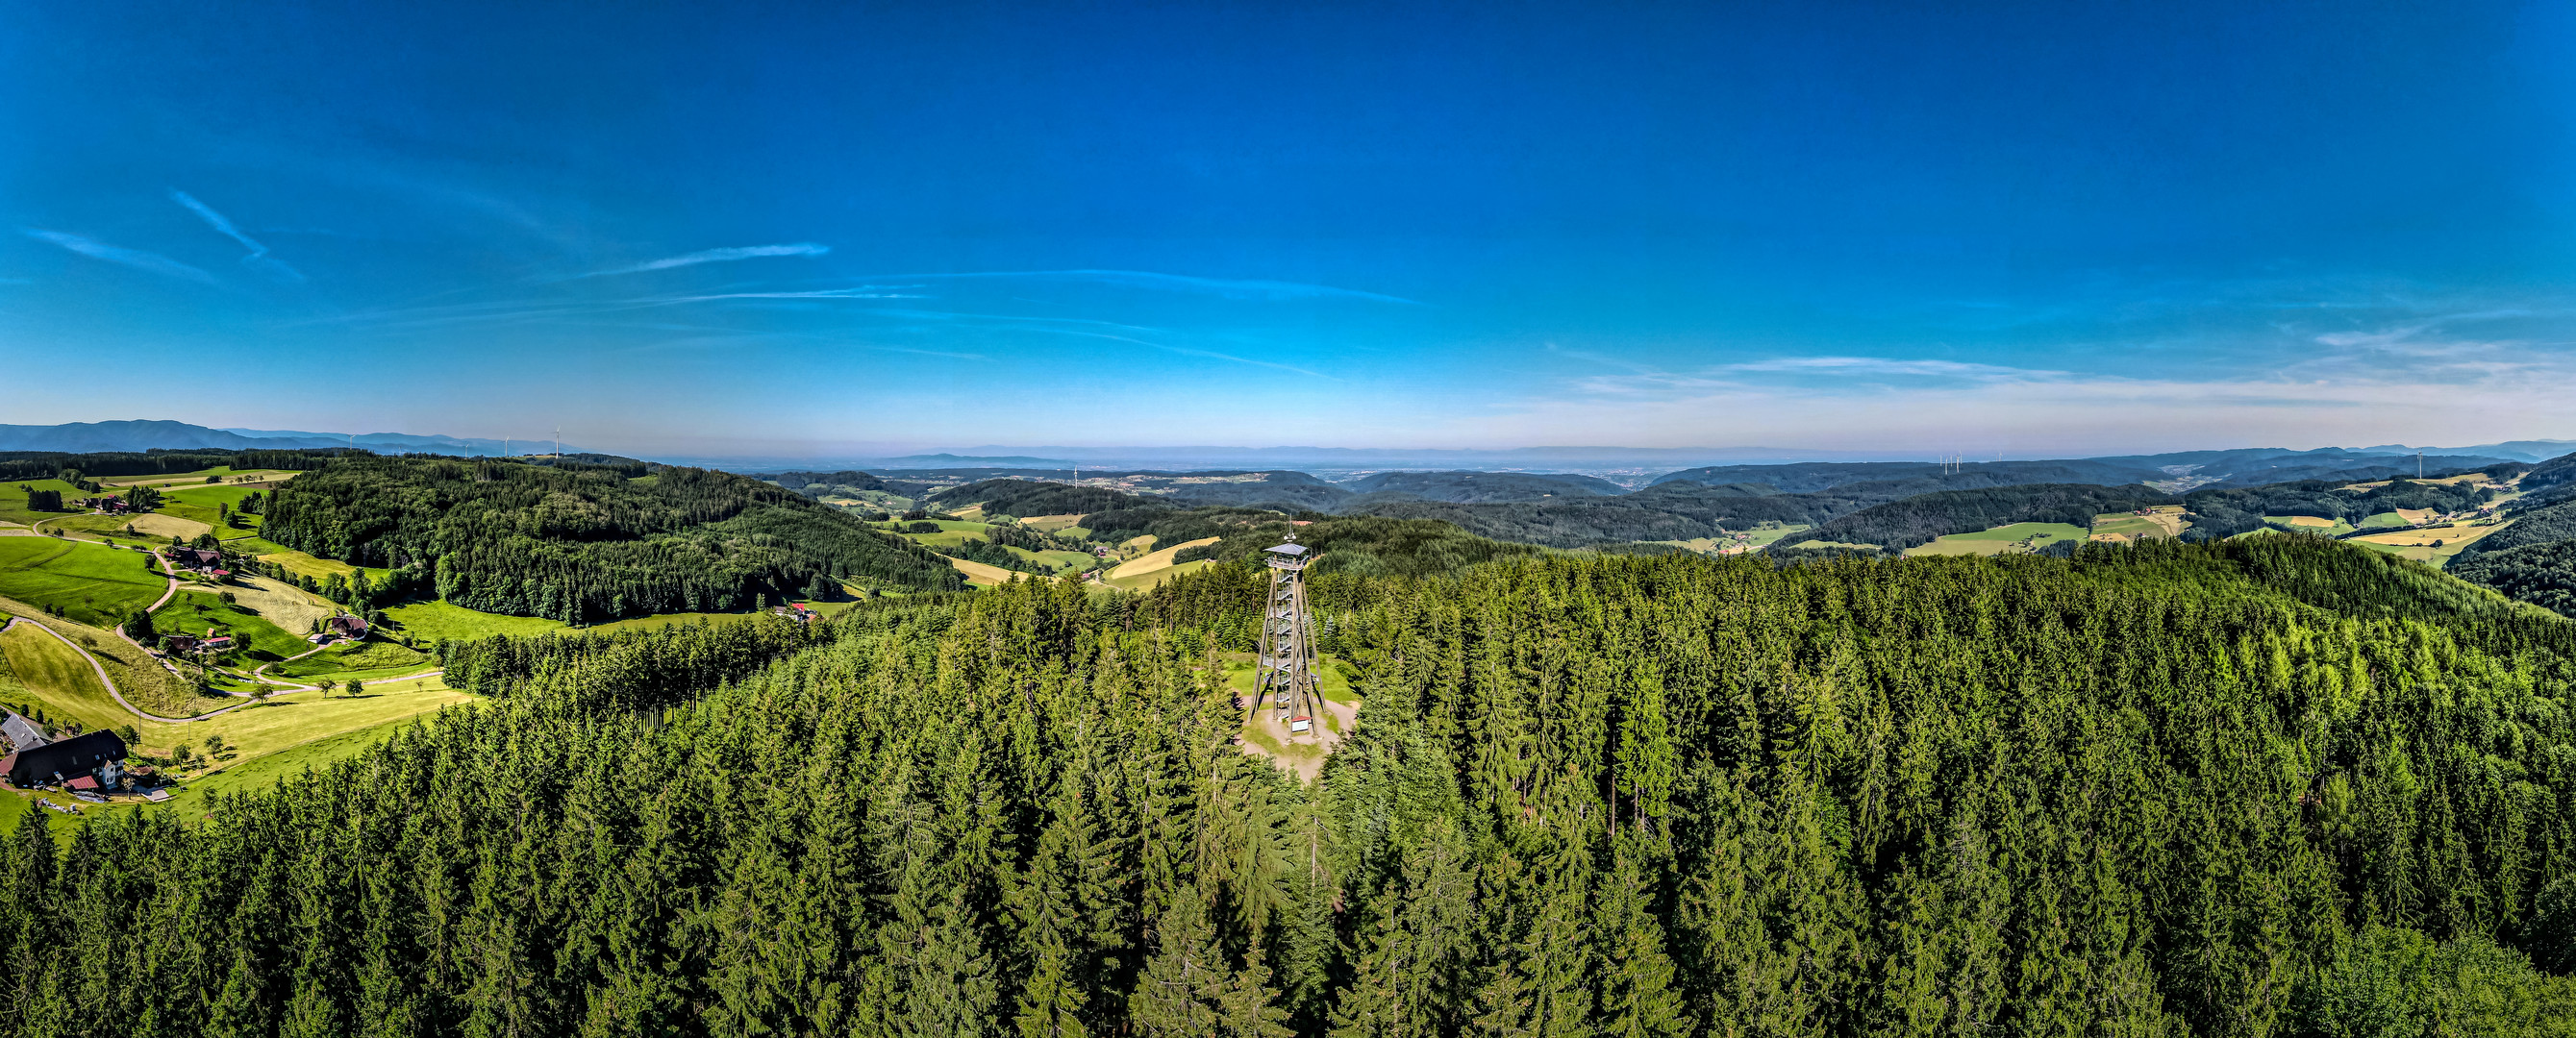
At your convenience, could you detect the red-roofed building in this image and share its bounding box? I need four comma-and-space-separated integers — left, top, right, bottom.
65, 776, 98, 792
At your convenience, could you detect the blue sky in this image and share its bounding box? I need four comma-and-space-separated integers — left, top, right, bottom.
3, 1, 2572, 458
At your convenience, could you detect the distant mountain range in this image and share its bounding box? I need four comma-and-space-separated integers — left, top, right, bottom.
2, 419, 2566, 478
0, 420, 585, 456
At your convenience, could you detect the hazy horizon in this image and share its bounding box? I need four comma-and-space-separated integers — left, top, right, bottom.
7, 3, 2574, 453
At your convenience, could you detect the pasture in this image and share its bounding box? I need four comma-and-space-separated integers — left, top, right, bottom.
158, 483, 266, 531
95, 467, 296, 489
1783, 540, 1881, 552
53, 510, 212, 546
379, 600, 565, 643
0, 479, 86, 526
2357, 511, 2413, 531
2265, 515, 2357, 535
227, 536, 395, 583
2089, 505, 2189, 543
2351, 518, 2512, 567
1903, 522, 2088, 557
0, 536, 168, 626
1020, 513, 1088, 534
152, 591, 309, 660
883, 519, 994, 549
944, 556, 1019, 586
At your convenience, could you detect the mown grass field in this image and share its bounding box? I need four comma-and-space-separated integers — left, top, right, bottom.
0, 536, 168, 626
2351, 518, 2512, 567
1020, 513, 1088, 534
0, 479, 87, 526
2090, 506, 2190, 542
1903, 522, 2089, 556
2265, 515, 2358, 535
882, 519, 994, 549
379, 600, 565, 643
1103, 536, 1219, 590
0, 680, 476, 836
269, 638, 434, 679
945, 556, 1018, 586
0, 617, 469, 763
152, 591, 308, 660
1739, 524, 1812, 547
224, 536, 396, 583
95, 467, 295, 489
52, 511, 212, 547
2357, 511, 2413, 531
158, 483, 267, 531
1783, 540, 1881, 551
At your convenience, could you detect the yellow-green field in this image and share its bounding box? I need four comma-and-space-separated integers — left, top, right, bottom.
1903, 522, 2088, 557
157, 483, 268, 531
222, 536, 395, 583
1103, 536, 1218, 590
1021, 513, 1088, 534
0, 536, 168, 626
945, 556, 1019, 586
95, 467, 296, 488
2265, 515, 2357, 535
2356, 511, 2413, 531
379, 600, 566, 642
0, 480, 87, 526
2351, 518, 2512, 567
2090, 506, 2189, 542
48, 510, 213, 547
1783, 540, 1881, 551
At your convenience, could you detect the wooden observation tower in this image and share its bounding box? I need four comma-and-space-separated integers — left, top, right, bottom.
1252, 533, 1323, 741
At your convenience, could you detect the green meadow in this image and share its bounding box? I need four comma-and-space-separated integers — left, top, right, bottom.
0, 479, 87, 526
1902, 522, 2089, 556
151, 591, 310, 660
379, 599, 566, 643
0, 536, 168, 626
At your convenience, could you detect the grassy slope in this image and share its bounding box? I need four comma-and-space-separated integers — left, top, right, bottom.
158, 483, 267, 531
95, 467, 294, 488
152, 591, 309, 660
269, 639, 434, 679
946, 556, 1017, 586
0, 622, 468, 764
380, 600, 566, 643
224, 536, 396, 582
1104, 536, 1219, 590
1903, 522, 2089, 556
0, 536, 168, 626
0, 480, 87, 526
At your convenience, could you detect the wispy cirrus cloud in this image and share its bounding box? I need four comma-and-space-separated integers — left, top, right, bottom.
927, 269, 1419, 305
550, 242, 833, 281
21, 229, 217, 284
170, 189, 305, 284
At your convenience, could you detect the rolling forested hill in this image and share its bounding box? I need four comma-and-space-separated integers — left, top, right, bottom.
263, 455, 963, 619
7, 535, 2572, 1035
1800, 482, 2178, 549
1344, 469, 1625, 501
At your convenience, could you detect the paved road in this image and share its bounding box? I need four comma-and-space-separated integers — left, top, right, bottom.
2, 615, 254, 724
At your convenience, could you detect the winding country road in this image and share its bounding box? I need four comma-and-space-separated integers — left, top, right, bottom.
0, 615, 251, 724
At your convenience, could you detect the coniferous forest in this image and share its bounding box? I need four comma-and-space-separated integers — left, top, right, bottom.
0, 536, 2570, 1036
262, 455, 963, 620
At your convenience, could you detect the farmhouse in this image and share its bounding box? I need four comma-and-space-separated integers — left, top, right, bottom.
164, 547, 223, 569
2, 729, 128, 788
76, 496, 131, 514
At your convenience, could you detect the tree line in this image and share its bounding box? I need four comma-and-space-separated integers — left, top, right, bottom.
0, 536, 2569, 1035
